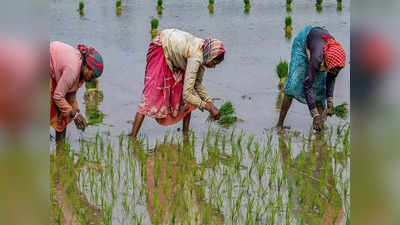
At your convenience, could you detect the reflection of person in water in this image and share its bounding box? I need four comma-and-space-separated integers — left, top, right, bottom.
277, 26, 346, 131
131, 29, 225, 140
279, 132, 345, 225
51, 147, 102, 225
50, 42, 104, 142
135, 143, 224, 225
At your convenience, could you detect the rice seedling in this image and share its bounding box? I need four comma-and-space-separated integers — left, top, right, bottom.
208, 0, 214, 14
151, 18, 159, 38
337, 0, 342, 11
78, 1, 84, 16
276, 60, 289, 90
316, 0, 323, 12
243, 0, 251, 13
116, 0, 122, 15
284, 16, 293, 40
216, 101, 240, 128
156, 0, 163, 15
333, 102, 349, 120
286, 0, 293, 12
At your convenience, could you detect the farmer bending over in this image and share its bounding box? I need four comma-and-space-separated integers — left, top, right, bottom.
277, 26, 346, 131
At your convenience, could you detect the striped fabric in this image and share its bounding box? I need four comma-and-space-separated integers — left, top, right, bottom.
77, 44, 104, 77
202, 38, 225, 64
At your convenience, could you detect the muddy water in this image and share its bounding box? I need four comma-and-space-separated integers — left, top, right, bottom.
51, 0, 349, 144
50, 0, 350, 224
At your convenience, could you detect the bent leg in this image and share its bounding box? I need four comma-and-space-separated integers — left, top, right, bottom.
55, 129, 66, 154
182, 112, 191, 145
277, 94, 293, 128
131, 112, 145, 140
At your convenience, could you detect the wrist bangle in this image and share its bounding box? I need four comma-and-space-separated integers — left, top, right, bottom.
311, 108, 320, 118
73, 112, 79, 120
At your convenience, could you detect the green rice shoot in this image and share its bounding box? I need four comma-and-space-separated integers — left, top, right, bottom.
276, 60, 289, 79
217, 101, 237, 127
285, 16, 292, 27
151, 18, 159, 30
333, 103, 349, 120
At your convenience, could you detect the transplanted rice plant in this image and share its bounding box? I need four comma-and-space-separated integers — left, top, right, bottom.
243, 0, 251, 13
286, 0, 293, 12
208, 0, 214, 14
78, 1, 84, 16
285, 16, 292, 27
157, 0, 163, 14
284, 16, 293, 40
276, 60, 289, 90
151, 18, 159, 38
316, 0, 323, 12
116, 0, 122, 15
337, 0, 342, 11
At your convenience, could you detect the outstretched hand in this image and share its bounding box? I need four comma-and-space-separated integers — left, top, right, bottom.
73, 112, 87, 131
313, 115, 323, 132
205, 102, 220, 120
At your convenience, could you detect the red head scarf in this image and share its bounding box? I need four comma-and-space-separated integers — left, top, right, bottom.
322, 35, 346, 71
77, 44, 104, 77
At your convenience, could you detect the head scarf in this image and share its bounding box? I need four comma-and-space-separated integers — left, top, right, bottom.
322, 35, 346, 71
77, 44, 104, 77
202, 38, 225, 65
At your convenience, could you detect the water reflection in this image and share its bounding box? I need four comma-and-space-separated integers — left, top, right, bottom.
136, 143, 225, 225
278, 131, 347, 225
51, 141, 103, 225
84, 79, 105, 126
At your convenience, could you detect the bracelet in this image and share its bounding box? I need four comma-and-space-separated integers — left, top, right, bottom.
73, 112, 79, 120
311, 108, 320, 118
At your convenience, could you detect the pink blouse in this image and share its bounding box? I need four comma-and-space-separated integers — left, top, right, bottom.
50, 41, 84, 117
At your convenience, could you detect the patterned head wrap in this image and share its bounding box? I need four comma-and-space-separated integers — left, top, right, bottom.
77, 44, 104, 77
202, 38, 225, 65
322, 35, 346, 71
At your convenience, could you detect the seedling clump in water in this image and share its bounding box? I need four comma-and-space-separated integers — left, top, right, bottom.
333, 103, 348, 120
116, 0, 122, 15
151, 18, 159, 38
157, 0, 163, 14
243, 0, 251, 13
208, 0, 214, 14
217, 101, 237, 127
337, 0, 342, 11
78, 1, 84, 16
276, 60, 289, 90
316, 0, 323, 12
286, 0, 293, 12
284, 16, 293, 39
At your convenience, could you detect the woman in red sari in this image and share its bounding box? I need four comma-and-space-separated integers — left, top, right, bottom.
131, 29, 225, 140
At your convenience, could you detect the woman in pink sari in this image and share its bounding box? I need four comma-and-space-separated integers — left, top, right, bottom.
50, 41, 104, 142
131, 29, 225, 140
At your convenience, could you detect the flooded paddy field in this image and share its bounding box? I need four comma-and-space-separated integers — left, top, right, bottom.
50, 0, 350, 224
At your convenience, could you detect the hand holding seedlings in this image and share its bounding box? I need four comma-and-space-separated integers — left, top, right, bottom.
73, 112, 87, 131
205, 102, 220, 120
313, 114, 323, 132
